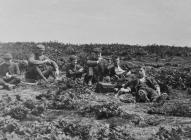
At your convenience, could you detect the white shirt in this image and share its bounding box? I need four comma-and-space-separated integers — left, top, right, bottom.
115, 65, 125, 75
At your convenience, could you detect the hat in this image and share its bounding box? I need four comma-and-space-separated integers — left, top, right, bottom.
36, 44, 45, 51
69, 55, 77, 61
92, 47, 102, 53
3, 53, 13, 60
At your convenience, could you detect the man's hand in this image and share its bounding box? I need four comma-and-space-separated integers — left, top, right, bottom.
126, 71, 131, 75
55, 69, 59, 77
6, 72, 12, 79
98, 56, 102, 62
78, 68, 84, 72
156, 86, 161, 96
97, 55, 103, 64
120, 87, 131, 93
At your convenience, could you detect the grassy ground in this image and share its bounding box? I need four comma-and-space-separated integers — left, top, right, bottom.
0, 45, 191, 139
0, 79, 191, 139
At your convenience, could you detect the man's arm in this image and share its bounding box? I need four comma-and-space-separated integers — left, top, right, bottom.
0, 78, 6, 86
66, 65, 75, 78
67, 66, 82, 75
49, 59, 59, 72
28, 54, 47, 65
15, 63, 20, 75
86, 55, 99, 66
67, 65, 84, 77
41, 55, 59, 73
35, 66, 48, 82
76, 65, 84, 72
87, 60, 98, 66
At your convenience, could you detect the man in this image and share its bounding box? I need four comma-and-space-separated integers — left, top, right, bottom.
0, 53, 21, 90
124, 67, 161, 102
107, 56, 130, 78
106, 56, 131, 89
25, 44, 59, 83
66, 55, 84, 80
85, 47, 106, 85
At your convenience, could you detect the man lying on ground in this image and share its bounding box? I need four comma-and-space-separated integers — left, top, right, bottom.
25, 44, 59, 83
124, 67, 161, 102
0, 53, 21, 90
66, 55, 84, 80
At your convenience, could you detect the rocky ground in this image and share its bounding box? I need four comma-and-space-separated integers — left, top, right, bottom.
0, 79, 191, 140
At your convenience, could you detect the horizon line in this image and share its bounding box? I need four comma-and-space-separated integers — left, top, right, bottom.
0, 41, 190, 48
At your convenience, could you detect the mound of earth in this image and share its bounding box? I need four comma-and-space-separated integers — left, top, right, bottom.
148, 99, 191, 117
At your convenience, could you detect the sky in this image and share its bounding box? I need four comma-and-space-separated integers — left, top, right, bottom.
0, 0, 191, 46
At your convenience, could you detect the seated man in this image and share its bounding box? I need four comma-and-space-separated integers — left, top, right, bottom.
85, 47, 106, 85
25, 44, 59, 83
124, 67, 161, 102
108, 56, 125, 77
66, 55, 84, 80
0, 53, 21, 90
106, 56, 131, 89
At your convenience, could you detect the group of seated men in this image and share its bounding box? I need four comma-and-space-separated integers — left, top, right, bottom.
0, 44, 59, 90
0, 44, 165, 102
66, 50, 163, 102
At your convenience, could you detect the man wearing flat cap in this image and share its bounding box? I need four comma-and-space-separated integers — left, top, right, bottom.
25, 44, 59, 83
66, 55, 84, 79
0, 53, 21, 90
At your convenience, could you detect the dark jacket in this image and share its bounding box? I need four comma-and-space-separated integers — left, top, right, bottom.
66, 63, 83, 79
86, 55, 98, 67
85, 55, 108, 82
125, 76, 159, 93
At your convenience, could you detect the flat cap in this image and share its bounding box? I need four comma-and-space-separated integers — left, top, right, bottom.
36, 44, 45, 51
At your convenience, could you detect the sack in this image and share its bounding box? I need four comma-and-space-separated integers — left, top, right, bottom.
95, 82, 115, 93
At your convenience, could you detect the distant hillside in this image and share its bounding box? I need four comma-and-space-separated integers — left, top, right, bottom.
0, 42, 191, 62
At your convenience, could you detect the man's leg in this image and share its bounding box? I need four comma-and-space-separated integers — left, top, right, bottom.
93, 66, 103, 83
87, 67, 94, 85
146, 88, 159, 102
25, 67, 39, 83
97, 63, 105, 82
0, 78, 6, 87
26, 66, 49, 82
0, 78, 15, 90
43, 66, 55, 79
34, 67, 49, 82
7, 77, 21, 85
